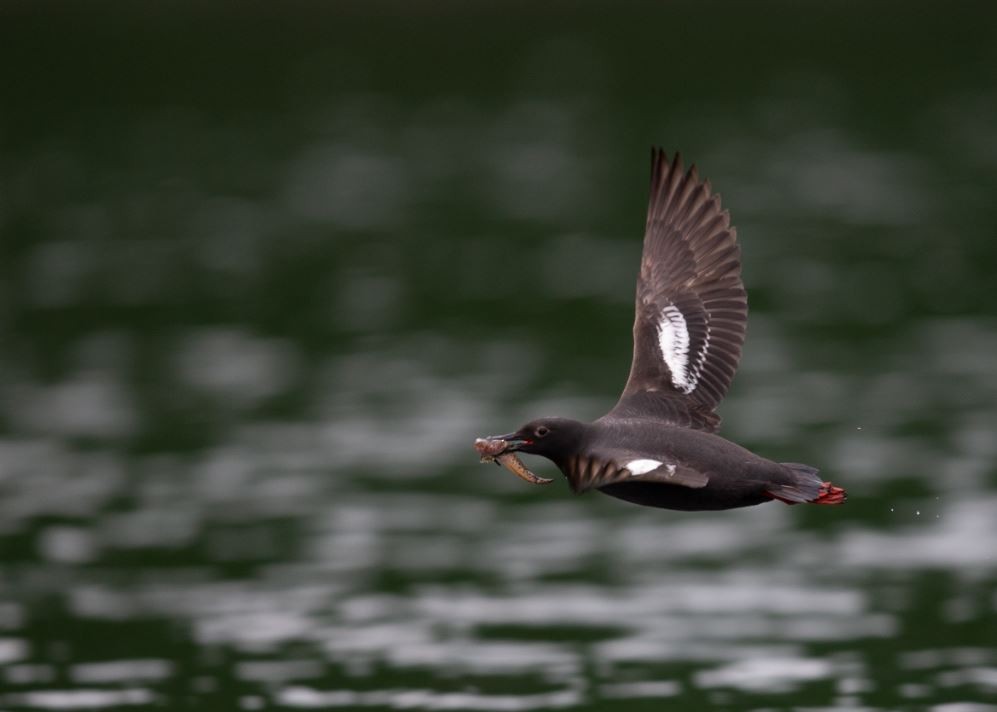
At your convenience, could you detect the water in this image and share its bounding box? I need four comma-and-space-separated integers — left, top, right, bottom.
2, 3, 997, 710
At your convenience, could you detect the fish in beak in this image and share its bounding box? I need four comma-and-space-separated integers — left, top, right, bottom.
473, 436, 552, 485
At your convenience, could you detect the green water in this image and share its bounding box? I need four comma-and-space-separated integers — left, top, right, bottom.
2, 3, 997, 710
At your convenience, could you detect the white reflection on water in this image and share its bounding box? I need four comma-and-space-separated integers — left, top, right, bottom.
0, 638, 28, 665
5, 664, 56, 685
598, 680, 681, 699
283, 143, 409, 230
175, 329, 299, 410
842, 497, 997, 568
7, 368, 136, 440
2, 310, 997, 707
3, 73, 997, 712
485, 100, 596, 223
4, 689, 156, 709
767, 130, 934, 227
37, 526, 97, 564
695, 656, 832, 693
70, 660, 173, 684
235, 659, 325, 683
277, 686, 583, 711
1, 309, 996, 709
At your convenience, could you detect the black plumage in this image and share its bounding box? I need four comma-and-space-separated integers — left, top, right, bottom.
476, 149, 845, 511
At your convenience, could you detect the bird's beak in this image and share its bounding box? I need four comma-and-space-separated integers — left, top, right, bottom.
473, 435, 551, 485
485, 433, 531, 452
473, 435, 525, 460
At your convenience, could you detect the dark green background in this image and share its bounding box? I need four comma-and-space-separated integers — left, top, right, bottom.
2, 2, 996, 710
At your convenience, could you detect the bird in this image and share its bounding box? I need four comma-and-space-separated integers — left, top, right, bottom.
474, 148, 845, 511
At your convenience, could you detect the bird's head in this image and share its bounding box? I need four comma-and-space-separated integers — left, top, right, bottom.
478, 417, 586, 461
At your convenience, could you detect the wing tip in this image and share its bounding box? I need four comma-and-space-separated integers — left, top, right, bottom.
649, 145, 702, 185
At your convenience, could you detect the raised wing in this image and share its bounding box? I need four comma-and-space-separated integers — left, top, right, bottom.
564, 448, 709, 494
610, 149, 747, 432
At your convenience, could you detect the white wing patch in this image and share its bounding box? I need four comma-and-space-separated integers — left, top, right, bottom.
657, 304, 710, 394
657, 305, 692, 392
626, 458, 662, 475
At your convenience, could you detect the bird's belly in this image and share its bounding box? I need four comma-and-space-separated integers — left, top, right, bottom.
598, 479, 771, 511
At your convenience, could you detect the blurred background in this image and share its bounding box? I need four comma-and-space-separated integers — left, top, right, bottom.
2, 2, 997, 709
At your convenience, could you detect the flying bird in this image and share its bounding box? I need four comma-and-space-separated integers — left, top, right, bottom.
474, 149, 845, 511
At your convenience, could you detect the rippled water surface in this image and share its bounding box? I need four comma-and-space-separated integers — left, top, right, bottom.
2, 3, 997, 710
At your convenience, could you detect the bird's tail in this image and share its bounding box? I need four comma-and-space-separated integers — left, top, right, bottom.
767, 463, 847, 506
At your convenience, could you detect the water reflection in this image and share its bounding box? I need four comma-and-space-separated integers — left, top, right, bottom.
3, 305, 997, 709
5, 469, 995, 708
3, 4, 997, 710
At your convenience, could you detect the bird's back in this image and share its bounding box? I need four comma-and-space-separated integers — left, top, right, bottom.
585, 417, 797, 511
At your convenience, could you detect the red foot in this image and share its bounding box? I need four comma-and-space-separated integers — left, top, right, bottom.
812, 482, 847, 505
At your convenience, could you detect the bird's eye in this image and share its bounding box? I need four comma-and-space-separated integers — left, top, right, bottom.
535, 426, 550, 437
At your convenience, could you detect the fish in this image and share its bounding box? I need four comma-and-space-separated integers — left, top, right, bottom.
473, 438, 552, 485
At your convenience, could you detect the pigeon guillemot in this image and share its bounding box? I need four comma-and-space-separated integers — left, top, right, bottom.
474, 148, 846, 511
